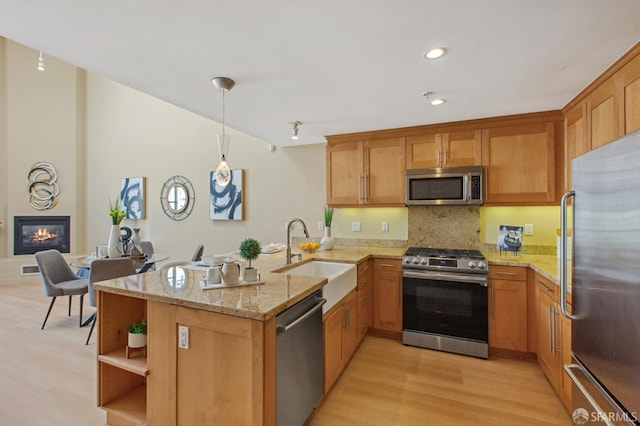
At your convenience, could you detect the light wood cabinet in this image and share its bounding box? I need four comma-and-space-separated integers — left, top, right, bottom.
534, 272, 572, 411
564, 102, 588, 192
323, 289, 359, 392
488, 266, 528, 352
406, 130, 481, 169
357, 259, 373, 342
97, 290, 275, 426
326, 138, 405, 206
372, 259, 402, 335
617, 52, 640, 135
586, 75, 620, 150
482, 122, 556, 204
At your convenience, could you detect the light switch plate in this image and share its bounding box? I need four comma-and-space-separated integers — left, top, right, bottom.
381, 221, 389, 232
351, 221, 361, 232
524, 224, 534, 236
317, 221, 324, 231
178, 325, 189, 349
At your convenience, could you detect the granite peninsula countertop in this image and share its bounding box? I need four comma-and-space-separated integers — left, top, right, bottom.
93, 245, 561, 321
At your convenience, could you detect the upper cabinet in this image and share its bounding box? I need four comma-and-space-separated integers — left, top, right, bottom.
564, 102, 588, 193
586, 75, 620, 150
406, 130, 481, 169
326, 137, 405, 206
482, 122, 557, 204
618, 52, 640, 135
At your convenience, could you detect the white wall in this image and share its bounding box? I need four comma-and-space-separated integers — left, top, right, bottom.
85, 74, 328, 260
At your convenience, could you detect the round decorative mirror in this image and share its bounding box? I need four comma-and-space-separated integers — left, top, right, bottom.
160, 176, 195, 221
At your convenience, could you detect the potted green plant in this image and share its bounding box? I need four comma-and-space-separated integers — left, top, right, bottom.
125, 319, 147, 349
239, 238, 261, 282
107, 197, 126, 258
321, 206, 336, 250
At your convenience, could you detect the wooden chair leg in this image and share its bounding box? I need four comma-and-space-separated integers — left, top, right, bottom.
78, 295, 84, 327
41, 297, 57, 330
68, 295, 72, 316
86, 314, 97, 345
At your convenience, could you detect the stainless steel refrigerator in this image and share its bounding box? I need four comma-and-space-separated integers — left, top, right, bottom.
560, 130, 640, 425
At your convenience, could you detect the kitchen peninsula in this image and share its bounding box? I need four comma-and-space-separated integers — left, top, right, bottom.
93, 247, 403, 426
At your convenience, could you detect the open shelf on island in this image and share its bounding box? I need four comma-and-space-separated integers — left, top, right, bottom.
103, 385, 147, 425
98, 346, 148, 376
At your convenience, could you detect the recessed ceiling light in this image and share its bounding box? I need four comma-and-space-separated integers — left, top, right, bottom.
430, 98, 445, 106
424, 47, 447, 60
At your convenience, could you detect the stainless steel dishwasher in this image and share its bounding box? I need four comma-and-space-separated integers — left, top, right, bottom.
276, 289, 325, 426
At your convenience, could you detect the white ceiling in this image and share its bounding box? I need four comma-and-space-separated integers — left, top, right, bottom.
1, 0, 640, 147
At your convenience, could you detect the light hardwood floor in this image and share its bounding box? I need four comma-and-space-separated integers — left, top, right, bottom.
0, 281, 570, 425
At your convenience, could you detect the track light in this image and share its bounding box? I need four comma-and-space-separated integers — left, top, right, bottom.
290, 121, 302, 140
37, 51, 45, 71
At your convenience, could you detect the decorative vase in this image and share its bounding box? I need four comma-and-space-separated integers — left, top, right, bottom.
107, 224, 120, 258
321, 226, 336, 250
131, 228, 142, 250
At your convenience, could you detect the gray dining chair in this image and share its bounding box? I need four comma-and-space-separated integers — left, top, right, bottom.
86, 257, 136, 345
191, 244, 204, 262
34, 249, 89, 329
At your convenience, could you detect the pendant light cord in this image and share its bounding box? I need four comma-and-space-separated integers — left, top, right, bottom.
217, 88, 227, 160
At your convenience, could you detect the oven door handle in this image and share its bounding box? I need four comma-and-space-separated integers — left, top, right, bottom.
403, 270, 488, 285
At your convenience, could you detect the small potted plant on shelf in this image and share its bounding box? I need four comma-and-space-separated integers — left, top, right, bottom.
125, 319, 147, 349
239, 238, 261, 282
321, 206, 336, 250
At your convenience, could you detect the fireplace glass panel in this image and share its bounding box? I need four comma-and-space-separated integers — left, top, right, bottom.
14, 216, 70, 255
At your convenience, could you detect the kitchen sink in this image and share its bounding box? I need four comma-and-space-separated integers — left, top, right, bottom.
281, 261, 356, 313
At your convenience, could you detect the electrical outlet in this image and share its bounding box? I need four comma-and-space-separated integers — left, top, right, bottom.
317, 221, 324, 231
524, 224, 534, 236
351, 221, 361, 232
381, 221, 389, 232
178, 325, 189, 349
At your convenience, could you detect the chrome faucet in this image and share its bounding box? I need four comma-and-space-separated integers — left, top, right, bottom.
286, 218, 310, 264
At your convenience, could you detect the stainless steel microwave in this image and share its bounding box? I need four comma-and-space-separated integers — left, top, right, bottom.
405, 166, 484, 206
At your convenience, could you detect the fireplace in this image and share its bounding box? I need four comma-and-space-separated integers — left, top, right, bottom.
14, 216, 70, 255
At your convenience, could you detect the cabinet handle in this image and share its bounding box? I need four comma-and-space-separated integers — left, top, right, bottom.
496, 271, 518, 276
437, 150, 441, 167
358, 175, 364, 203
549, 305, 555, 353
536, 279, 554, 293
364, 173, 369, 203
398, 276, 402, 307
378, 263, 396, 268
489, 281, 495, 319
443, 149, 448, 166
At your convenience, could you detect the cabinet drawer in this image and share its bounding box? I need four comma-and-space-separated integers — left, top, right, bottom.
534, 273, 559, 299
489, 265, 527, 281
357, 260, 370, 276
373, 258, 402, 272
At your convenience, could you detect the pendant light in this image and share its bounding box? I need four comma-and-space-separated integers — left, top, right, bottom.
212, 77, 236, 187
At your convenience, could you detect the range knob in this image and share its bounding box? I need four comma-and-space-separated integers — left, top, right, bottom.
403, 256, 413, 264
420, 257, 428, 265
477, 260, 487, 270
412, 256, 421, 264
467, 260, 477, 269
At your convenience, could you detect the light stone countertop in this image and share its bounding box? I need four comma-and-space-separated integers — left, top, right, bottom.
93, 245, 563, 322
93, 246, 405, 321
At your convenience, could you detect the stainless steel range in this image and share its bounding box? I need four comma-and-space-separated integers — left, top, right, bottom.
402, 247, 489, 359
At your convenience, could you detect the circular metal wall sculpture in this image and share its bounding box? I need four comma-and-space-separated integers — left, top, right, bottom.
28, 162, 60, 210
160, 175, 195, 221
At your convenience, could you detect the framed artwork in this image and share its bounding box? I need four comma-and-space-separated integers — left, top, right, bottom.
497, 225, 523, 253
210, 169, 243, 220
121, 177, 146, 220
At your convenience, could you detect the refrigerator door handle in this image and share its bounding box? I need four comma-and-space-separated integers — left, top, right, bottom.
560, 191, 577, 320
565, 363, 629, 426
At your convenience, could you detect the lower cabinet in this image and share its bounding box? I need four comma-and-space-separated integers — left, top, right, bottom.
488, 266, 528, 352
372, 259, 403, 335
97, 291, 276, 426
535, 273, 572, 412
323, 289, 359, 393
357, 259, 373, 342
